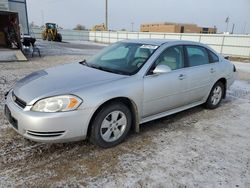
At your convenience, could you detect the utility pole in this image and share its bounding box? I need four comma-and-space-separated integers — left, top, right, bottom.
131, 22, 134, 32
231, 23, 235, 34
242, 22, 247, 34
105, 0, 108, 31
225, 16, 230, 33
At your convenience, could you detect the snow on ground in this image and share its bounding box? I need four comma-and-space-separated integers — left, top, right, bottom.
66, 40, 108, 47
0, 41, 250, 187
234, 61, 250, 73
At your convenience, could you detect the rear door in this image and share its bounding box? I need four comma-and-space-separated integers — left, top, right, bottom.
183, 45, 216, 104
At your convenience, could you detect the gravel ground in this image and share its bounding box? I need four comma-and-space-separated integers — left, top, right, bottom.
0, 42, 250, 187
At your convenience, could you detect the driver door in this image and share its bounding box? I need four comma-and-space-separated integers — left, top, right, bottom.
143, 45, 187, 118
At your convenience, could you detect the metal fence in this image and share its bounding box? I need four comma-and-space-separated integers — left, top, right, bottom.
31, 28, 89, 41
89, 31, 250, 58
30, 28, 250, 58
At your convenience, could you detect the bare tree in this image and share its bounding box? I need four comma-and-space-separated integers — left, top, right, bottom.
74, 24, 86, 30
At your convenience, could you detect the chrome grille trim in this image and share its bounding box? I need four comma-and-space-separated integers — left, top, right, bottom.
12, 92, 26, 109
26, 130, 65, 137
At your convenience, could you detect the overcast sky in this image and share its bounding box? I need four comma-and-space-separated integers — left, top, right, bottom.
27, 0, 250, 34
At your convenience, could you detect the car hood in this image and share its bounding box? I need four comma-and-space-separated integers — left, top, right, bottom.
13, 63, 126, 104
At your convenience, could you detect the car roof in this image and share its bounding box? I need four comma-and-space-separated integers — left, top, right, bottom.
122, 39, 204, 46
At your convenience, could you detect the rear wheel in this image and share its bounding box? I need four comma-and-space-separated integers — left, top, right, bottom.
90, 103, 132, 148
205, 81, 225, 109
56, 33, 62, 42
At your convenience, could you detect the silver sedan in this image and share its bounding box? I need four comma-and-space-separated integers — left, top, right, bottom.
4, 39, 236, 148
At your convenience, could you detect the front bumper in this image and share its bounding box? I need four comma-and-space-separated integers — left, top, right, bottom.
4, 91, 92, 143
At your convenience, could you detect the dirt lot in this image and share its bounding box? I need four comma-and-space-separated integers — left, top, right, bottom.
0, 42, 250, 187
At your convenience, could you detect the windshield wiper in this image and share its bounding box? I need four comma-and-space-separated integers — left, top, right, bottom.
80, 61, 129, 75
90, 64, 113, 73
79, 59, 89, 66
90, 64, 129, 75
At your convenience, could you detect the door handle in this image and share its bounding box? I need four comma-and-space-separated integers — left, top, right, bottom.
210, 68, 216, 73
178, 74, 186, 80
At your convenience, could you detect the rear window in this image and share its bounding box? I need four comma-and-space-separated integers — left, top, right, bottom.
208, 50, 219, 63
186, 45, 209, 67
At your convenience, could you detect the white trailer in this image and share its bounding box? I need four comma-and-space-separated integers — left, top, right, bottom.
8, 0, 29, 35
0, 0, 28, 61
0, 0, 29, 35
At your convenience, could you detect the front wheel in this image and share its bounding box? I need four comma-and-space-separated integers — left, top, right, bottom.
42, 33, 47, 40
205, 81, 225, 109
48, 33, 52, 41
90, 103, 132, 148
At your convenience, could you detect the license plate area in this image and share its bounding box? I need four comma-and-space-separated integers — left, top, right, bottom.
4, 105, 18, 130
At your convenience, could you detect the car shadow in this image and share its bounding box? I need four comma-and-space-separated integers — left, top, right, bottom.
1, 95, 237, 163
135, 93, 238, 136
134, 105, 204, 135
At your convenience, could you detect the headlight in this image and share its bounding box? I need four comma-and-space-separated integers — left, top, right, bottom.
31, 95, 82, 112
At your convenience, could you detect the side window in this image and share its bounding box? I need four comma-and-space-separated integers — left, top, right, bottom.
186, 46, 209, 67
208, 50, 219, 63
101, 46, 129, 61
155, 46, 185, 70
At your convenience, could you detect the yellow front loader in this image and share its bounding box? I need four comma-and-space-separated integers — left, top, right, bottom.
42, 23, 62, 42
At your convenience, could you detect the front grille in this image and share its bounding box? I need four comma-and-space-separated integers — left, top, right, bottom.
26, 130, 65, 137
12, 92, 26, 109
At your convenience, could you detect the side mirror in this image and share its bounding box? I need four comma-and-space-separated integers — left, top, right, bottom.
224, 56, 230, 60
153, 64, 172, 75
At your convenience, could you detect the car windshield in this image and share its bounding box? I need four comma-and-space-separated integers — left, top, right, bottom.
86, 42, 158, 75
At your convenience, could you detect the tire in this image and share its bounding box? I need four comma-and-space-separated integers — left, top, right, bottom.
205, 81, 225, 109
42, 33, 46, 40
90, 102, 132, 148
48, 33, 52, 41
56, 33, 62, 42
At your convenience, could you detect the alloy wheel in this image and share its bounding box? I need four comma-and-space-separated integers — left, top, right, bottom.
100, 111, 127, 142
211, 85, 222, 105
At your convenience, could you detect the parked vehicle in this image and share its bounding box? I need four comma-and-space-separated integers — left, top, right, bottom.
92, 23, 107, 31
4, 39, 236, 148
42, 23, 62, 42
